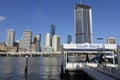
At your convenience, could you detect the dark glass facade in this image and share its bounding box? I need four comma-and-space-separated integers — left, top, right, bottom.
74, 4, 92, 43
50, 24, 55, 46
67, 35, 72, 44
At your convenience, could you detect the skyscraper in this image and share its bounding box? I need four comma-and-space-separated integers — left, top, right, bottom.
74, 4, 92, 43
45, 33, 51, 47
50, 24, 55, 37
6, 29, 15, 47
34, 34, 41, 52
44, 33, 53, 52
67, 35, 72, 44
52, 35, 60, 52
21, 29, 32, 51
50, 24, 55, 46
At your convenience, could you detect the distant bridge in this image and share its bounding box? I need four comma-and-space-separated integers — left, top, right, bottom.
0, 52, 62, 57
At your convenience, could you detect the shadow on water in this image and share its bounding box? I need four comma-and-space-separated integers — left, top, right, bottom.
24, 56, 28, 80
61, 70, 94, 80
60, 62, 93, 80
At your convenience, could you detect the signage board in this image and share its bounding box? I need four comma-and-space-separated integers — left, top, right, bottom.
63, 43, 117, 50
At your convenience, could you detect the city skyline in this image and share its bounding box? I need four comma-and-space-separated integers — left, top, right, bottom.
0, 0, 120, 45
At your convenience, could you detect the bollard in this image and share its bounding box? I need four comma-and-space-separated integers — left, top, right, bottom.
25, 55, 29, 80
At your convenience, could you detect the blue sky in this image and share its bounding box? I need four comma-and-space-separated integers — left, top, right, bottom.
0, 0, 120, 46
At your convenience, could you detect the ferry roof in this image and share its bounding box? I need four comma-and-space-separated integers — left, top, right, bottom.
63, 43, 117, 53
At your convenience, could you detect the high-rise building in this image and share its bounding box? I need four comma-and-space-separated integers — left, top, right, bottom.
6, 29, 15, 47
67, 35, 72, 44
50, 24, 55, 37
45, 33, 51, 47
34, 34, 41, 52
44, 33, 53, 52
19, 38, 23, 49
107, 37, 116, 44
74, 4, 92, 43
21, 29, 32, 51
31, 43, 36, 52
50, 24, 55, 46
52, 35, 60, 52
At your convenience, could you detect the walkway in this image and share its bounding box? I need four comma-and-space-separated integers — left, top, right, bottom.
83, 66, 119, 80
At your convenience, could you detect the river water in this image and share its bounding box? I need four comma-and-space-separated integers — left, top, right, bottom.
0, 57, 93, 80
0, 57, 62, 80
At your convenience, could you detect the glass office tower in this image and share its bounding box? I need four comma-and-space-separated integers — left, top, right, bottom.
6, 29, 15, 47
22, 29, 32, 50
50, 24, 55, 46
34, 34, 41, 52
74, 4, 93, 43
67, 35, 72, 44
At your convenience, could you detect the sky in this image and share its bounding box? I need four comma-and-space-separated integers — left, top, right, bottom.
0, 0, 120, 46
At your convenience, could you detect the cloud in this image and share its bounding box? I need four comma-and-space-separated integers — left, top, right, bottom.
38, 16, 48, 19
34, 9, 48, 20
34, 16, 48, 20
115, 30, 120, 33
35, 9, 43, 13
0, 16, 6, 21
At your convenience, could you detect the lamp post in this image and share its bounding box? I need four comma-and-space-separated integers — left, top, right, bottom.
97, 38, 106, 69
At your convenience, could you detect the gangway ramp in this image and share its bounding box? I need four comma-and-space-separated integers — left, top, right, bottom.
83, 67, 119, 80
